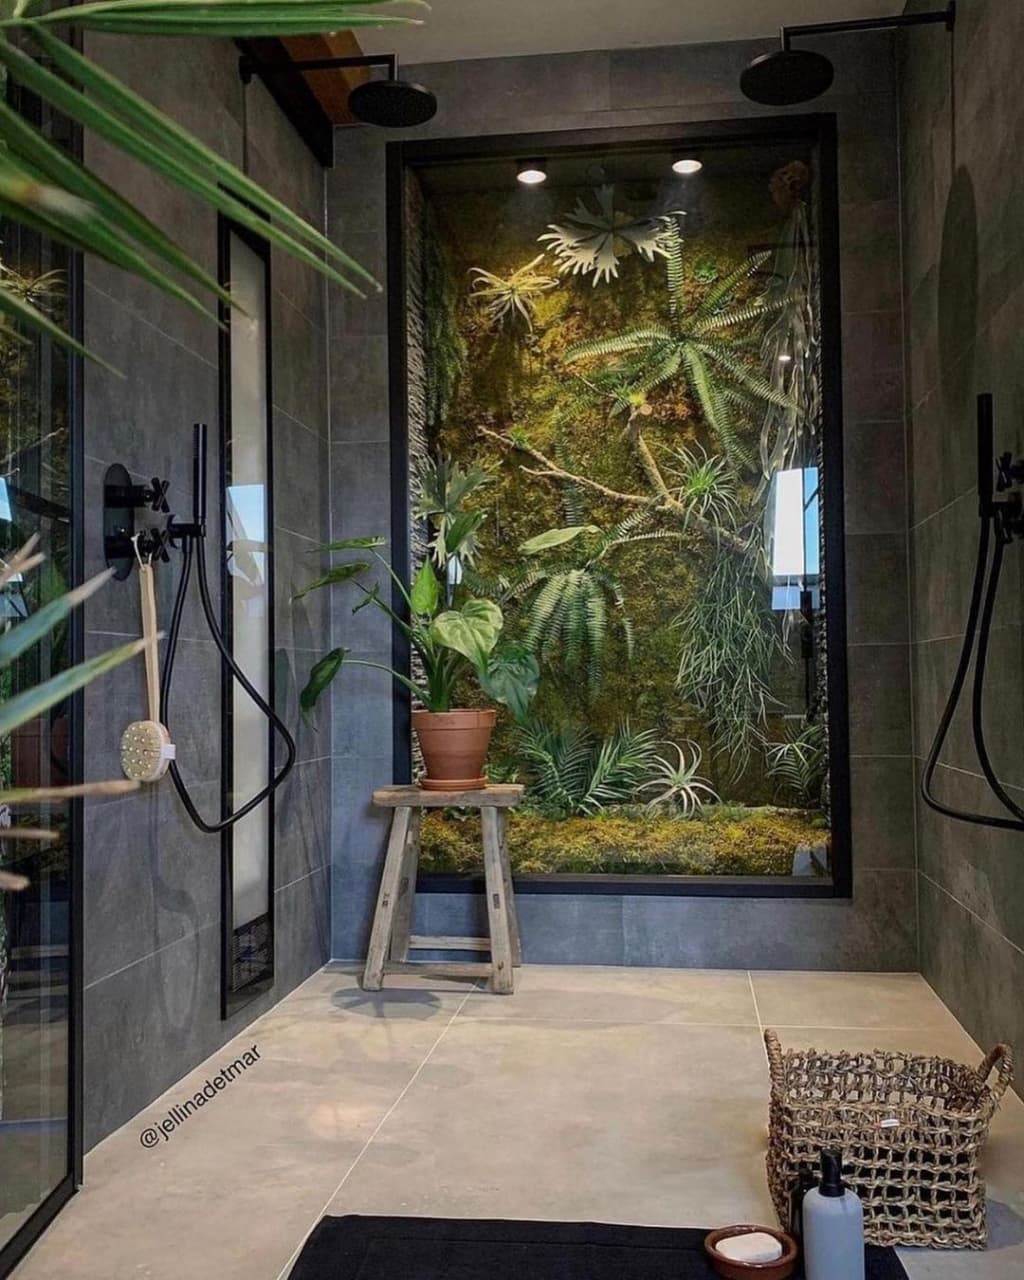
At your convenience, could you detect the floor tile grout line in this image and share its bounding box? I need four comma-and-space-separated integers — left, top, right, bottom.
273, 982, 479, 1280
747, 972, 767, 1065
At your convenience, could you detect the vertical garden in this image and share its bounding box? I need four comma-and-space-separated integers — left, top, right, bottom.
401, 136, 836, 880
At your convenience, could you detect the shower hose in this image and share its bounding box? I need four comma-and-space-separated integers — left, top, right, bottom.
920, 393, 1024, 831
159, 434, 296, 834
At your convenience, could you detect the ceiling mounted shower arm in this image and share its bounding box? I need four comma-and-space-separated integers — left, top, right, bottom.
238, 50, 397, 86
780, 3, 956, 51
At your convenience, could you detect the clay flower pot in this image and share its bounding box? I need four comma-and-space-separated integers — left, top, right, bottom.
412, 708, 496, 790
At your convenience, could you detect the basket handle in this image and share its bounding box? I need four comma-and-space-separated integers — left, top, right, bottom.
977, 1043, 1014, 1100
765, 1028, 785, 1092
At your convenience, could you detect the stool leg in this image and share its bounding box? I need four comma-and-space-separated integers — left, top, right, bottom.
389, 809, 420, 962
498, 809, 522, 968
363, 805, 412, 991
481, 806, 514, 994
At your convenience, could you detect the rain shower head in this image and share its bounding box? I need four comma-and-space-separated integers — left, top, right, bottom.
347, 77, 437, 128
741, 4, 956, 107
740, 48, 834, 106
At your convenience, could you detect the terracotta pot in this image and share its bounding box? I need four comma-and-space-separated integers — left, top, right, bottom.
412, 708, 496, 791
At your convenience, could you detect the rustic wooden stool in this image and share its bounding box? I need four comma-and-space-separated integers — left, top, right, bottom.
362, 784, 524, 995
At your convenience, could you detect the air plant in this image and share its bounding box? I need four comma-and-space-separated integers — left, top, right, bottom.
665, 443, 741, 535
538, 186, 683, 285
639, 740, 720, 816
469, 254, 557, 332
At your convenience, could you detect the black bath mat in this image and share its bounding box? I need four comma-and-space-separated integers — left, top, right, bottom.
288, 1215, 910, 1279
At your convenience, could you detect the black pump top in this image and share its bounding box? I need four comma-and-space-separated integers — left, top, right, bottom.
819, 1148, 846, 1198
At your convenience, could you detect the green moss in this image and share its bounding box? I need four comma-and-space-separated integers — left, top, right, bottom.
420, 807, 828, 877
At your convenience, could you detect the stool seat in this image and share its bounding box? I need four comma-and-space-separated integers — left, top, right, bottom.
361, 784, 523, 995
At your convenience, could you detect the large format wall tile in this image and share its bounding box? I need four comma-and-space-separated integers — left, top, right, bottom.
81, 36, 332, 1146
902, 0, 1024, 1096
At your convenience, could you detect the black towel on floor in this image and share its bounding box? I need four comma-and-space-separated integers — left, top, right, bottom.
288, 1215, 910, 1279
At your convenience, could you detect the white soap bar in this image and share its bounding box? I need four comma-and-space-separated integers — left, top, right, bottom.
716, 1232, 784, 1263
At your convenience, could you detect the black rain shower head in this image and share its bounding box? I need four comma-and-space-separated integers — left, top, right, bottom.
347, 77, 437, 128
740, 49, 834, 107
741, 3, 956, 107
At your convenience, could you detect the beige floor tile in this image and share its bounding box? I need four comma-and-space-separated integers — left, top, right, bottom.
752, 971, 959, 1031
330, 1019, 774, 1228
459, 964, 758, 1027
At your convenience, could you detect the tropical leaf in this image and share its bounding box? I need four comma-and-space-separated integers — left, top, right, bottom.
409, 559, 440, 616
0, 567, 112, 671
478, 645, 539, 723
0, 636, 146, 740
430, 598, 502, 670
519, 524, 599, 554
292, 560, 369, 601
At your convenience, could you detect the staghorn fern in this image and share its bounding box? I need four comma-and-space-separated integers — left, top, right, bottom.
538, 186, 683, 285
469, 254, 557, 332
564, 222, 794, 472
517, 718, 662, 817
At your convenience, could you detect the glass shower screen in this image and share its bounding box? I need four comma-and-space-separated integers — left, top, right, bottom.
220, 223, 275, 1015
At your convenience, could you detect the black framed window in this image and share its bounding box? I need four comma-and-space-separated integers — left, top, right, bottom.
218, 218, 276, 1014
387, 119, 849, 899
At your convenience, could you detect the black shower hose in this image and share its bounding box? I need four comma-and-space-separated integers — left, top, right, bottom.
920, 509, 1024, 831
159, 533, 297, 834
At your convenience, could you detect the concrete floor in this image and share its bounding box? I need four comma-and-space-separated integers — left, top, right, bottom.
11, 965, 1024, 1279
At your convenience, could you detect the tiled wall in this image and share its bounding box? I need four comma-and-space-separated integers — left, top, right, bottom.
80, 37, 331, 1147
901, 0, 1024, 1073
327, 34, 918, 968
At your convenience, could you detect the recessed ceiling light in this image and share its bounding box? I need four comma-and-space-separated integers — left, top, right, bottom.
778, 352, 794, 364
517, 158, 547, 185
672, 157, 703, 176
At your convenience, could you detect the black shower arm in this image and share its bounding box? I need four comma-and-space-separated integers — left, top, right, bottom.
780, 3, 955, 51
239, 50, 398, 86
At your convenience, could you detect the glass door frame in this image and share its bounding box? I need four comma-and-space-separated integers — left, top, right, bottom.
384, 115, 851, 901
217, 214, 278, 1019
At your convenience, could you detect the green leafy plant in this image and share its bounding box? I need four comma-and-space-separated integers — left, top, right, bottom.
516, 718, 661, 817
764, 720, 826, 808
469, 254, 557, 332
563, 221, 792, 471
0, 0, 425, 356
538, 186, 682, 286
675, 554, 785, 771
0, 538, 143, 889
638, 740, 720, 816
504, 510, 680, 693
297, 461, 539, 721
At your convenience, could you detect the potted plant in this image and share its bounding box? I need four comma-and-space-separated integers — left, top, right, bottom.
297, 459, 538, 789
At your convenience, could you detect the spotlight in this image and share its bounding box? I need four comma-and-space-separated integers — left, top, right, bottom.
517, 159, 547, 186
778, 352, 794, 364
672, 157, 703, 176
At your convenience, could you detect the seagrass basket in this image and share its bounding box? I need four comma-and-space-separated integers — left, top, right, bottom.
765, 1028, 1014, 1249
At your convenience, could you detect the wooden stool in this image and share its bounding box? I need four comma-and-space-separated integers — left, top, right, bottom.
362, 785, 524, 995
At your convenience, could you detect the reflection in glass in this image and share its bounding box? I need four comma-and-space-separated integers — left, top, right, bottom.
0, 159, 73, 1247
404, 130, 841, 882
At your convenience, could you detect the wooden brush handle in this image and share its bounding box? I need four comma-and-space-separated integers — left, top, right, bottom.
139, 562, 161, 722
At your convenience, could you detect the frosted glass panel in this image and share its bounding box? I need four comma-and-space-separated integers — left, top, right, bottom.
223, 228, 273, 1007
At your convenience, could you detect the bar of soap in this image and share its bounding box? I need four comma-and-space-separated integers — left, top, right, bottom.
716, 1232, 784, 1263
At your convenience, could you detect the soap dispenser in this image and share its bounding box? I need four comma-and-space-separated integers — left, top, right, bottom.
802, 1148, 865, 1280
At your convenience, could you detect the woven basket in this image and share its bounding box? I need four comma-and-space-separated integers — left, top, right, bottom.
765, 1028, 1013, 1249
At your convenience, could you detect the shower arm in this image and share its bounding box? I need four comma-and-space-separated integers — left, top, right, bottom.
780, 3, 956, 52
239, 50, 398, 87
